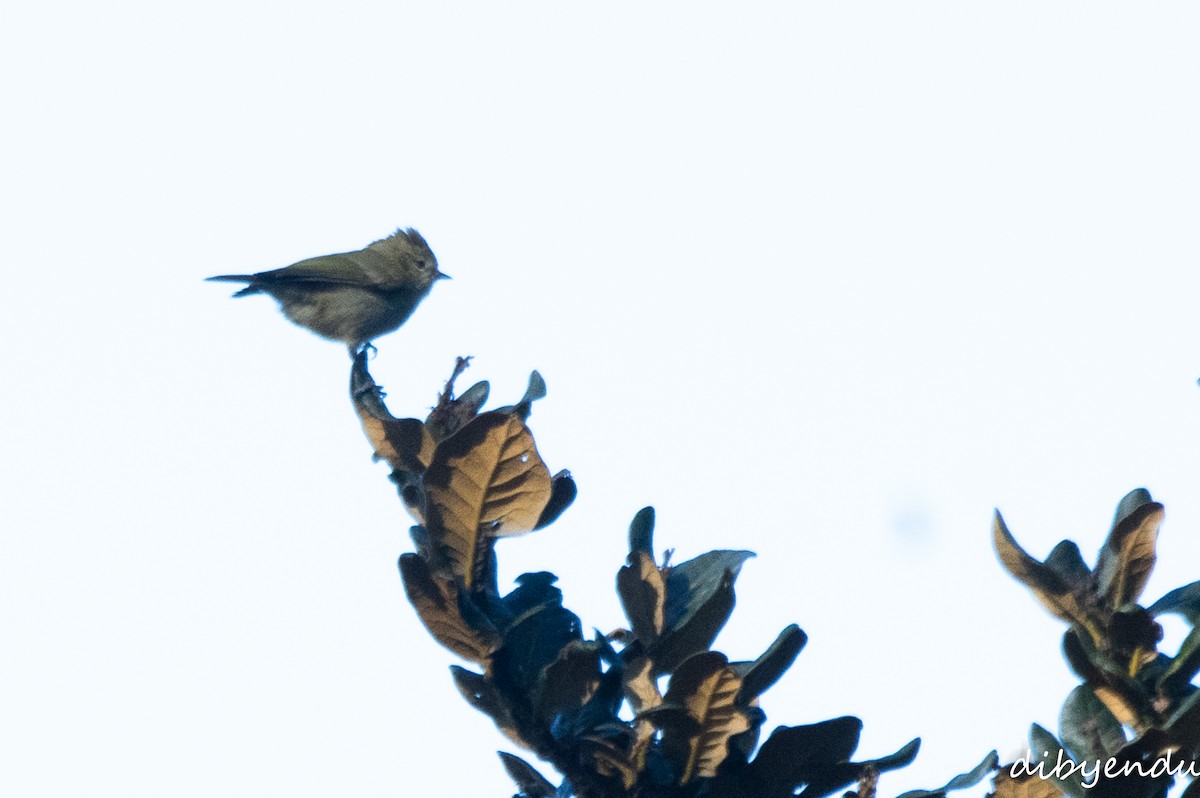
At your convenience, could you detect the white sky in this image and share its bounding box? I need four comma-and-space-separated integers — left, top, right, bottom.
4, 3, 1200, 797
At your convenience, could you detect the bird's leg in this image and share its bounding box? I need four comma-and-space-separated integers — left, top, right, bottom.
349, 341, 378, 359
349, 363, 386, 401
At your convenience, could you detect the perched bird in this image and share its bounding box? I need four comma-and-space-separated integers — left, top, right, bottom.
208, 228, 447, 354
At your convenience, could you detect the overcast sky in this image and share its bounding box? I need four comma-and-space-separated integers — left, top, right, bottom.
4, 4, 1200, 797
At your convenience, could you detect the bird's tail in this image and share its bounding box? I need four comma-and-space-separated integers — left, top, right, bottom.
206, 275, 261, 297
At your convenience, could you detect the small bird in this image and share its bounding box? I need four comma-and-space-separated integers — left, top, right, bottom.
208, 228, 448, 354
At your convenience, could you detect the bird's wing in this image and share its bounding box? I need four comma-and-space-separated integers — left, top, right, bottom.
253, 250, 403, 291
254, 253, 374, 288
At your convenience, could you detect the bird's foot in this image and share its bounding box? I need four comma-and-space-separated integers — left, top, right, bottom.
350, 342, 378, 360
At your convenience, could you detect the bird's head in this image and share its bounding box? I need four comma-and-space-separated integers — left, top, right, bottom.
373, 227, 450, 290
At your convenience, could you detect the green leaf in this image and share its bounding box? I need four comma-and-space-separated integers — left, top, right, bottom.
1059, 686, 1127, 762
1094, 491, 1163, 609
397, 554, 500, 663
457, 380, 490, 415
733, 624, 807, 703
868, 737, 921, 771
642, 652, 752, 783
896, 750, 998, 797
502, 571, 564, 618
941, 750, 1000, 791
495, 371, 547, 420
409, 524, 430, 559
652, 550, 755, 674
617, 550, 666, 646
1148, 581, 1200, 623
629, 507, 655, 556
1062, 629, 1105, 685
1159, 625, 1200, 698
497, 751, 555, 798
1044, 541, 1092, 591
491, 574, 582, 698
747, 717, 862, 798
424, 412, 553, 589
1165, 675, 1200, 758
1111, 488, 1155, 531
1029, 724, 1086, 798
798, 736, 921, 798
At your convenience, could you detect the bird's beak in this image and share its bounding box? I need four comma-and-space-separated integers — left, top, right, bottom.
435, 270, 451, 281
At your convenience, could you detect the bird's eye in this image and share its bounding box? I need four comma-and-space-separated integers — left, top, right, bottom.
416, 260, 429, 270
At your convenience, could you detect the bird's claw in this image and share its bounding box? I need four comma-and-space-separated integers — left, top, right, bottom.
351, 342, 378, 360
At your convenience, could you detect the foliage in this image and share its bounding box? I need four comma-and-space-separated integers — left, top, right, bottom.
994, 489, 1200, 797
349, 353, 997, 798
336, 347, 1200, 796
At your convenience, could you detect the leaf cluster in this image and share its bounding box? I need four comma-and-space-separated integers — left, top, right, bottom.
351, 355, 995, 798
994, 489, 1200, 797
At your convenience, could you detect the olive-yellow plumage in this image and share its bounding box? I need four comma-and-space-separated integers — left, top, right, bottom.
208, 228, 447, 354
